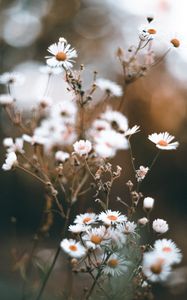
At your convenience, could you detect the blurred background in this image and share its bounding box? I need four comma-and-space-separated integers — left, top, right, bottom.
0, 0, 187, 299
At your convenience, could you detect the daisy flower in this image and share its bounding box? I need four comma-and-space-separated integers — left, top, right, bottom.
117, 221, 137, 234
148, 132, 179, 150
152, 219, 169, 234
124, 125, 140, 137
154, 239, 182, 265
98, 210, 127, 225
74, 213, 97, 226
95, 78, 123, 97
142, 251, 171, 282
2, 152, 17, 171
107, 227, 126, 249
60, 239, 86, 258
73, 140, 92, 156
102, 254, 128, 277
82, 226, 108, 249
68, 224, 90, 234
46, 37, 77, 69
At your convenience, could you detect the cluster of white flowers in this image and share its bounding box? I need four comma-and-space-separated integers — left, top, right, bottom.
143, 239, 182, 282
61, 210, 137, 277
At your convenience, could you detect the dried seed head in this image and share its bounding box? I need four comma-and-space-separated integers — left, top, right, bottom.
170, 38, 180, 48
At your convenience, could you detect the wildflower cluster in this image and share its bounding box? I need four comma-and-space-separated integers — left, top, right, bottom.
0, 18, 182, 300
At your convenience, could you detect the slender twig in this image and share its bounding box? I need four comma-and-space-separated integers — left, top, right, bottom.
17, 165, 46, 184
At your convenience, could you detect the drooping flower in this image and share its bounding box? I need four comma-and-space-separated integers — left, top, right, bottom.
154, 239, 182, 265
148, 132, 179, 150
46, 38, 77, 69
152, 219, 169, 234
60, 239, 86, 258
73, 140, 92, 156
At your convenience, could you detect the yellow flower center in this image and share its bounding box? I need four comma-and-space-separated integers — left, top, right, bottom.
157, 140, 168, 147
148, 28, 157, 34
162, 247, 172, 253
107, 215, 117, 221
56, 51, 67, 61
69, 245, 78, 251
83, 217, 92, 224
91, 235, 102, 244
150, 259, 164, 274
107, 258, 119, 268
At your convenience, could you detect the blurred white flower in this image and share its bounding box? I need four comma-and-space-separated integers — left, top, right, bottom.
73, 140, 92, 156
148, 132, 179, 150
138, 217, 149, 225
74, 213, 97, 225
125, 125, 140, 136
2, 152, 17, 171
68, 224, 90, 234
152, 219, 169, 234
3, 137, 24, 154
95, 78, 123, 97
0, 94, 14, 105
143, 197, 155, 211
154, 239, 182, 265
0, 72, 25, 85
60, 239, 86, 258
142, 251, 171, 282
102, 254, 128, 276
55, 151, 70, 162
46, 38, 77, 69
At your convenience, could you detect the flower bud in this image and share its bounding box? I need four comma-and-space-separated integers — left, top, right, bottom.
143, 197, 154, 211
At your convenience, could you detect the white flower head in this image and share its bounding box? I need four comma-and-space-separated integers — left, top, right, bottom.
143, 197, 155, 211
82, 226, 108, 249
73, 140, 92, 156
152, 219, 169, 234
148, 132, 179, 150
60, 239, 86, 258
117, 221, 137, 235
0, 72, 25, 85
101, 109, 128, 133
138, 217, 149, 226
95, 78, 123, 97
102, 254, 128, 277
107, 227, 126, 249
125, 125, 140, 137
3, 137, 24, 154
68, 224, 90, 234
74, 213, 97, 225
46, 38, 77, 69
154, 239, 182, 265
98, 210, 127, 226
142, 251, 171, 282
136, 166, 149, 182
2, 152, 17, 171
55, 151, 70, 162
0, 94, 14, 105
